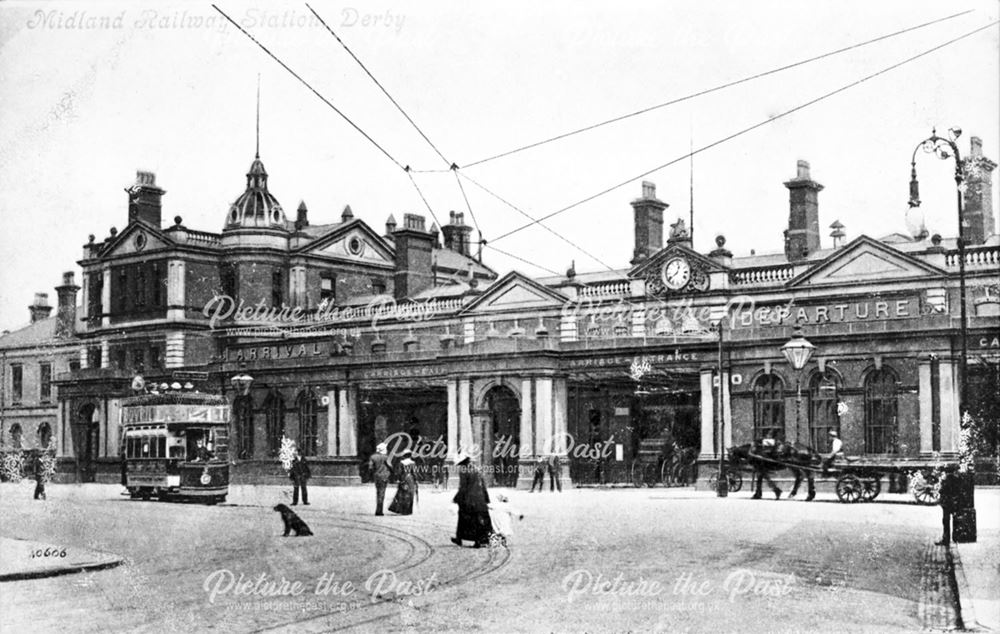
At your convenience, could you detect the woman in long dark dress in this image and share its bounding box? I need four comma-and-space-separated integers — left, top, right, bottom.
451, 453, 492, 547
389, 450, 417, 515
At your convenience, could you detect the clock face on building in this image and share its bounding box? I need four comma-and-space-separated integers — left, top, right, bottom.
661, 257, 691, 290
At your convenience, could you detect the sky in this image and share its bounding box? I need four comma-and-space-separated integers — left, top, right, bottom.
1, 0, 998, 331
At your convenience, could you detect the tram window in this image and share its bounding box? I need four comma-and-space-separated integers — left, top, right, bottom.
141, 440, 151, 458
158, 437, 166, 458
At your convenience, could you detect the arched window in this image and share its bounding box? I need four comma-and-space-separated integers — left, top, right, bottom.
297, 389, 318, 457
37, 422, 52, 449
865, 368, 898, 454
234, 395, 254, 460
264, 390, 285, 457
9, 424, 23, 449
753, 374, 785, 440
808, 371, 840, 451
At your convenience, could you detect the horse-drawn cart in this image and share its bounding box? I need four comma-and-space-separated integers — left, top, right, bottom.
722, 446, 953, 505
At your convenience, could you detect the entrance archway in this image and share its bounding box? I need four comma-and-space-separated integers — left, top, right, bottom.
481, 385, 520, 487
75, 403, 99, 483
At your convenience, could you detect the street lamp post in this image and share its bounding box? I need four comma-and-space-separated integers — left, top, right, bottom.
908, 127, 969, 429
781, 325, 816, 447
716, 318, 728, 498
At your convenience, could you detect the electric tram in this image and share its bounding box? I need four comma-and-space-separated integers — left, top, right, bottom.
121, 389, 231, 503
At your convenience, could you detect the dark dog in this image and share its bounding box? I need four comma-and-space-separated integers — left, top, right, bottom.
273, 503, 313, 537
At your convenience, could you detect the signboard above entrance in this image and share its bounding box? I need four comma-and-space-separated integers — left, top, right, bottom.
730, 293, 928, 329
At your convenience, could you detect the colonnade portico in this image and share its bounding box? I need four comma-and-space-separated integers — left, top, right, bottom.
445, 375, 569, 465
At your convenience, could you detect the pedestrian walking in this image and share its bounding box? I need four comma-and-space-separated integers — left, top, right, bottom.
368, 443, 392, 516
290, 450, 311, 506
389, 449, 418, 515
451, 453, 492, 548
32, 450, 47, 501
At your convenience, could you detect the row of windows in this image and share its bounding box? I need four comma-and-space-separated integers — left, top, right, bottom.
751, 368, 900, 453
6, 422, 52, 448
8, 364, 54, 404
234, 389, 320, 459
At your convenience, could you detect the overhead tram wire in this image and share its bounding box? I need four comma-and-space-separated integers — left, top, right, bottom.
488, 20, 999, 244
305, 3, 452, 167
459, 9, 974, 169
457, 170, 617, 273
404, 169, 445, 234
212, 4, 405, 171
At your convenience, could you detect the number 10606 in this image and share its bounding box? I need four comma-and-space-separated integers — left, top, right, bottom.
30, 547, 67, 558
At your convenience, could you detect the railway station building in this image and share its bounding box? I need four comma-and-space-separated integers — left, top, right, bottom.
50, 139, 1000, 486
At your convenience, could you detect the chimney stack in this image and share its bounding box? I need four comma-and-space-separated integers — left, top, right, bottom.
295, 201, 309, 230
393, 213, 435, 300
385, 214, 397, 235
783, 160, 823, 261
29, 292, 52, 323
55, 271, 80, 337
127, 171, 165, 227
631, 181, 667, 265
442, 210, 473, 256
961, 136, 997, 245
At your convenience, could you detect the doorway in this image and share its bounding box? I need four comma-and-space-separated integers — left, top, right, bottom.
482, 385, 520, 487
75, 404, 99, 483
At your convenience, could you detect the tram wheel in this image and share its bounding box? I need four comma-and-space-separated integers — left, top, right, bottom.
860, 477, 881, 502
835, 474, 863, 503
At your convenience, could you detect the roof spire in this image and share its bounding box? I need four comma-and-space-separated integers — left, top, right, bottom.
255, 73, 261, 159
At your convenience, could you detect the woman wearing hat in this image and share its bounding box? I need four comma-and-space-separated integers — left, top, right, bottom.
451, 453, 493, 548
389, 449, 418, 515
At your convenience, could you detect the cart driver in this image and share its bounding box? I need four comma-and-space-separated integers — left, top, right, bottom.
822, 430, 844, 475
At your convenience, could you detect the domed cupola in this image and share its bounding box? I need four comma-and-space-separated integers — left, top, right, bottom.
224, 154, 288, 230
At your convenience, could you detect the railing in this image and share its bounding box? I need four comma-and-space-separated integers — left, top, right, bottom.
578, 281, 631, 298
729, 265, 796, 285
184, 230, 221, 247
945, 245, 1000, 268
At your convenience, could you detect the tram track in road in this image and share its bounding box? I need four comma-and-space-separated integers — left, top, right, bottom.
251, 517, 514, 634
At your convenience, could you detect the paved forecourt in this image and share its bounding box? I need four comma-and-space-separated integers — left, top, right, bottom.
0, 481, 969, 633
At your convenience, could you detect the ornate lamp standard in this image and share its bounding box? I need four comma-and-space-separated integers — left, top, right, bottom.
781, 326, 816, 446
908, 127, 969, 427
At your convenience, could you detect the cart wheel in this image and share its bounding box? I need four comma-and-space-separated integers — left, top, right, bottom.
630, 462, 644, 488
910, 471, 941, 505
835, 474, 863, 503
728, 471, 743, 493
661, 460, 672, 486
860, 477, 881, 502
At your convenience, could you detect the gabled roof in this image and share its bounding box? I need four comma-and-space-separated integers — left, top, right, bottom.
786, 234, 947, 287
629, 242, 727, 279
0, 317, 72, 350
459, 271, 568, 315
294, 218, 395, 264
97, 220, 175, 258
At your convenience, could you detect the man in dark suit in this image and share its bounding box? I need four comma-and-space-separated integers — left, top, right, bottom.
936, 467, 960, 546
547, 454, 562, 492
290, 450, 311, 506
368, 443, 392, 516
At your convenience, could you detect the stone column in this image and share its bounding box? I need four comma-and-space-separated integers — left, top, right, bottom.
167, 260, 186, 321
100, 339, 110, 369
699, 367, 715, 460
106, 399, 121, 456
559, 313, 578, 342
164, 332, 185, 368
552, 377, 568, 455
79, 347, 89, 369
101, 268, 111, 327
80, 272, 89, 330
533, 378, 551, 454
337, 386, 357, 457
447, 380, 458, 456
721, 371, 732, 450
327, 389, 338, 456
458, 378, 473, 453
918, 357, 934, 455
520, 377, 534, 458
939, 359, 960, 454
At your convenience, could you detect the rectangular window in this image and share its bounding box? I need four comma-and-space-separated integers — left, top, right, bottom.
39, 363, 52, 402
150, 346, 161, 370
272, 269, 284, 307
69, 360, 80, 373
151, 262, 162, 306
89, 274, 104, 320
132, 349, 145, 373
321, 274, 336, 303
11, 365, 23, 403
371, 278, 386, 295
116, 268, 128, 313
115, 349, 127, 370
88, 346, 102, 369
221, 264, 237, 301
